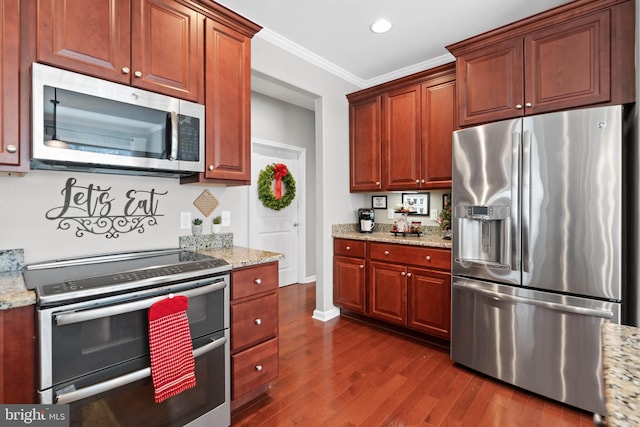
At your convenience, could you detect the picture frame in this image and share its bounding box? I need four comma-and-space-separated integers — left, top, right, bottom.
401, 192, 430, 216
442, 193, 451, 209
371, 195, 387, 209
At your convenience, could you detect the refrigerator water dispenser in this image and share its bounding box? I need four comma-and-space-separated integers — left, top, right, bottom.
454, 205, 512, 270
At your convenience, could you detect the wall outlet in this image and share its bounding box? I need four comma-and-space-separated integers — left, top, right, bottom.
180, 212, 191, 229
221, 211, 231, 227
387, 208, 395, 220
430, 209, 438, 221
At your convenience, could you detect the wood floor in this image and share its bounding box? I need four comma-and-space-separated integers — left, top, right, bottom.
231, 283, 594, 426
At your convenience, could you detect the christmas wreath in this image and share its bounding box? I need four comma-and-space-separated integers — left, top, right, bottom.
258, 163, 296, 210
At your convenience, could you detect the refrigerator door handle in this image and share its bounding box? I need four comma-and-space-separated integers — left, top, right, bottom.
511, 130, 521, 272
452, 282, 614, 319
521, 129, 532, 273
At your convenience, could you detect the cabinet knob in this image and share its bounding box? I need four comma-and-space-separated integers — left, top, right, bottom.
415, 179, 420, 184
134, 70, 142, 78
254, 278, 262, 285
384, 250, 390, 256
407, 272, 412, 278
121, 67, 130, 74
6, 145, 17, 153
515, 104, 523, 109
426, 255, 431, 261
376, 181, 380, 186
254, 318, 262, 326
525, 102, 533, 108
255, 365, 263, 372
346, 246, 351, 251
208, 165, 215, 171
401, 271, 406, 276
359, 264, 364, 269
421, 179, 425, 184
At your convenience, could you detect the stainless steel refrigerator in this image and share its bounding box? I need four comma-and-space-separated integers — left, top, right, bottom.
450, 105, 630, 415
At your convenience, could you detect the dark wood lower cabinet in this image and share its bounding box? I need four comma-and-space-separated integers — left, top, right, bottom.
333, 238, 451, 341
0, 305, 35, 403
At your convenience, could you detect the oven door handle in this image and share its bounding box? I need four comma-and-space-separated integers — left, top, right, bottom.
54, 280, 226, 326
55, 335, 227, 404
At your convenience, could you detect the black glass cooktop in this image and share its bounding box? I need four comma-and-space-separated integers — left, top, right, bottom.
23, 249, 230, 305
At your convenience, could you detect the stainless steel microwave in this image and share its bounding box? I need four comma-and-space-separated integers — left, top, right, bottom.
31, 63, 205, 177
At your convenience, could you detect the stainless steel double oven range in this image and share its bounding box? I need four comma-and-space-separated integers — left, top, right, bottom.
23, 249, 231, 427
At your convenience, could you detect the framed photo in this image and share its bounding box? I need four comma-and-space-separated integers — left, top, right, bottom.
401, 192, 430, 216
372, 195, 387, 209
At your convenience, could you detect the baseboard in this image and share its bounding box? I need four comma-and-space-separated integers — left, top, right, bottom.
301, 275, 316, 283
312, 307, 340, 322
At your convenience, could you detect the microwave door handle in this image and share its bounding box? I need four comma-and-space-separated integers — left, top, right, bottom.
168, 111, 179, 160
54, 280, 226, 326
55, 335, 227, 404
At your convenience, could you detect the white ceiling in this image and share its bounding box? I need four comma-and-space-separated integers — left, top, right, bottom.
216, 0, 572, 109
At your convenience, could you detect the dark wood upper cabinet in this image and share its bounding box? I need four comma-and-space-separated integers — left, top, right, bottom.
448, 0, 635, 127
348, 96, 382, 192
347, 63, 456, 192
0, 0, 21, 170
37, 0, 204, 102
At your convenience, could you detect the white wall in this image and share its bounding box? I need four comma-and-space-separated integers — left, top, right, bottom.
250, 36, 365, 320
251, 92, 316, 278
0, 170, 249, 263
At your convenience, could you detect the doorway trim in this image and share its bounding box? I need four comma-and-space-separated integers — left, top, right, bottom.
250, 138, 307, 285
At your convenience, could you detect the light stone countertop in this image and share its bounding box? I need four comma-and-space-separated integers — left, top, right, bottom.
0, 246, 282, 310
601, 323, 640, 426
332, 224, 452, 249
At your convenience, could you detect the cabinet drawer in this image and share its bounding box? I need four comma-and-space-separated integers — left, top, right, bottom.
232, 262, 278, 300
369, 242, 451, 270
334, 239, 366, 258
232, 337, 279, 400
231, 292, 278, 351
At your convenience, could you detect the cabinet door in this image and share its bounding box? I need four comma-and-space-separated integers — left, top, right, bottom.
349, 97, 382, 192
132, 0, 204, 102
421, 76, 455, 188
333, 255, 366, 313
382, 85, 421, 190
407, 268, 451, 339
524, 10, 611, 115
0, 305, 35, 403
203, 19, 251, 183
369, 261, 406, 326
456, 37, 524, 126
37, 0, 131, 84
0, 0, 20, 167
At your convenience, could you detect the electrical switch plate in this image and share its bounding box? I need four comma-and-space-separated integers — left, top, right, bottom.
387, 208, 395, 220
430, 209, 438, 221
180, 212, 191, 229
221, 211, 231, 227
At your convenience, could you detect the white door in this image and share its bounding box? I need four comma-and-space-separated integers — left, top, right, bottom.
250, 140, 305, 287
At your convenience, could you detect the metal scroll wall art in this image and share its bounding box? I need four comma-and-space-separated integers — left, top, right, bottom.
45, 177, 168, 238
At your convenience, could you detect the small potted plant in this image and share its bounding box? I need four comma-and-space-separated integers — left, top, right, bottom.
212, 216, 222, 234
192, 218, 203, 235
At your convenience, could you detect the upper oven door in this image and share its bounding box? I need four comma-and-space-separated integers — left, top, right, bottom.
31, 63, 204, 173
37, 275, 228, 391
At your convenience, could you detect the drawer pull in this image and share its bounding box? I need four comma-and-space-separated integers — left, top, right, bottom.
255, 365, 263, 372
426, 256, 431, 261
254, 278, 262, 285
384, 251, 390, 256
346, 246, 351, 251
254, 318, 262, 326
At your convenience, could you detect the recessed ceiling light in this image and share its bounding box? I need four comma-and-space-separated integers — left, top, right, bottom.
370, 19, 392, 34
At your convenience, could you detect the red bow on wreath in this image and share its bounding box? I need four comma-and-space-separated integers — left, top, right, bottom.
273, 163, 288, 200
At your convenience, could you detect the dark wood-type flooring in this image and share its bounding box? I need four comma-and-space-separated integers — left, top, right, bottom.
231, 283, 594, 426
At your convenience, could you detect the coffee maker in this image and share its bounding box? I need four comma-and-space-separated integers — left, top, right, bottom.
358, 208, 375, 233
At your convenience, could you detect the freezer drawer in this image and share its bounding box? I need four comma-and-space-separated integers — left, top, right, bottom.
451, 278, 619, 415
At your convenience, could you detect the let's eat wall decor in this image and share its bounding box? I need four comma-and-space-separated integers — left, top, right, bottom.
45, 177, 168, 238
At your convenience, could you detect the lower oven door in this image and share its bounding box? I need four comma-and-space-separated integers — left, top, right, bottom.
47, 331, 230, 427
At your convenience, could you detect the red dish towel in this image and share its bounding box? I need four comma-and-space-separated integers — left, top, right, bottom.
148, 295, 195, 403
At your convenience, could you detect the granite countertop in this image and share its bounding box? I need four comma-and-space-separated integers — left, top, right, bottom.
601, 323, 640, 426
0, 246, 282, 310
332, 224, 452, 249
